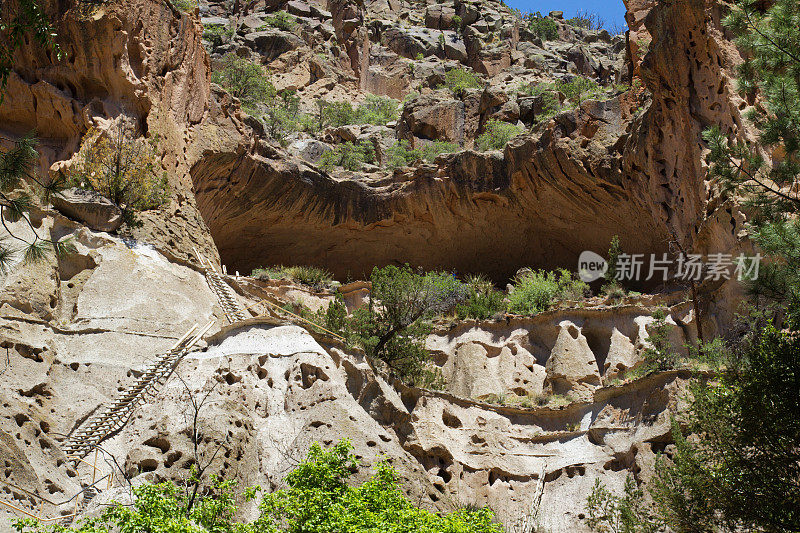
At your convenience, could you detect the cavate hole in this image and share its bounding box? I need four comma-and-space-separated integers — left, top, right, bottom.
138, 459, 158, 473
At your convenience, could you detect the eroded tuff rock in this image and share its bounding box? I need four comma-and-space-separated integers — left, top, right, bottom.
191, 0, 750, 288
0, 217, 705, 531
0, 0, 760, 531
0, 0, 232, 266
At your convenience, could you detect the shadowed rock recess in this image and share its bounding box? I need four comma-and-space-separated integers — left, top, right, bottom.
190, 0, 748, 280
0, 0, 758, 530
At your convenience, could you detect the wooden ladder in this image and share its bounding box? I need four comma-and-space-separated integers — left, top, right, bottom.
62, 321, 214, 464
195, 251, 248, 324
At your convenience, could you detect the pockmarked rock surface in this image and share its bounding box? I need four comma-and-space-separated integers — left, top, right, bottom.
0, 0, 759, 530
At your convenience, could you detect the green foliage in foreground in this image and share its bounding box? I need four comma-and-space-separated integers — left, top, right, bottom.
475, 120, 525, 151
649, 325, 800, 532
587, 322, 800, 533
507, 269, 587, 315
703, 0, 800, 316
384, 140, 459, 168
259, 440, 502, 533
586, 476, 658, 533
0, 135, 72, 273
13, 477, 248, 533
14, 441, 501, 533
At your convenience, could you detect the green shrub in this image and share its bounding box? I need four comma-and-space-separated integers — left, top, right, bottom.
604, 234, 622, 282
528, 15, 558, 40
475, 119, 524, 151
203, 24, 233, 47
352, 265, 466, 382
557, 75, 602, 105
320, 140, 375, 171
261, 90, 305, 144
259, 440, 503, 533
355, 94, 400, 125
443, 67, 483, 95
384, 140, 459, 168
211, 53, 276, 112
252, 265, 333, 288
67, 122, 169, 226
641, 309, 678, 372
586, 477, 658, 532
601, 280, 626, 300
261, 10, 296, 31
320, 95, 400, 128
456, 274, 505, 320
452, 14, 462, 30
14, 442, 502, 533
508, 269, 588, 315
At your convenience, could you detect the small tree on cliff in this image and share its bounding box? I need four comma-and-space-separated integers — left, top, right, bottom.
66, 120, 169, 226
353, 264, 466, 383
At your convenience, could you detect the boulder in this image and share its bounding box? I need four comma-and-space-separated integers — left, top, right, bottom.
286, 0, 312, 17
51, 188, 123, 232
243, 29, 305, 61
397, 93, 466, 143
425, 5, 457, 30
287, 139, 332, 164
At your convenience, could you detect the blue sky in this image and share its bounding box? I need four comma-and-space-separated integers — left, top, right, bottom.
504, 0, 627, 30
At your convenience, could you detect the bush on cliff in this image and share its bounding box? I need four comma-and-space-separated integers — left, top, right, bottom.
384, 140, 458, 168
260, 10, 296, 31
475, 119, 524, 151
527, 13, 558, 41
66, 121, 169, 226
443, 67, 483, 96
320, 95, 400, 128
351, 264, 466, 383
320, 140, 375, 171
456, 274, 505, 320
507, 269, 587, 315
211, 53, 276, 112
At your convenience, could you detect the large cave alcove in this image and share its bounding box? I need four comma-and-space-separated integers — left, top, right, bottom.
190, 135, 681, 283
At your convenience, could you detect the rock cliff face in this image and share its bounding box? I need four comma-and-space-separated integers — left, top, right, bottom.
0, 0, 234, 266
188, 0, 749, 282
0, 0, 757, 531
0, 233, 698, 531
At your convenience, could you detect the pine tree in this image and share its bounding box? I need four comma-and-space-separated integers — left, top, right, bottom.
0, 135, 71, 273
703, 0, 800, 315
652, 2, 800, 530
